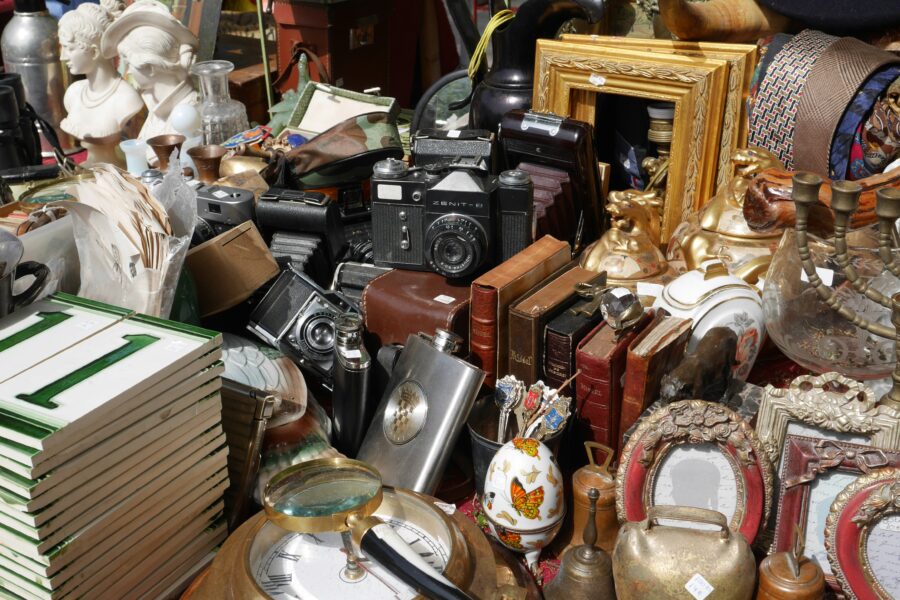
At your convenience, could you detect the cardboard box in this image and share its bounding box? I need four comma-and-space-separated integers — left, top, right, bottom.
186, 221, 280, 317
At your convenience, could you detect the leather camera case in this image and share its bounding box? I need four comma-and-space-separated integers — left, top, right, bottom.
362, 269, 471, 353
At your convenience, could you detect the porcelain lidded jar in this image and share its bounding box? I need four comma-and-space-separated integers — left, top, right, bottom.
652, 260, 765, 380
482, 437, 564, 573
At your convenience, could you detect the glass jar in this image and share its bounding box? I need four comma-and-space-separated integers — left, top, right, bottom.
763, 227, 900, 379
190, 60, 249, 145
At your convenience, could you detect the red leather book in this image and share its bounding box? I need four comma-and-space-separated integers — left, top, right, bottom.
619, 313, 693, 438
470, 236, 571, 387
575, 311, 653, 454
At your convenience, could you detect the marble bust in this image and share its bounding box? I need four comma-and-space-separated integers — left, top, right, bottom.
100, 0, 199, 150
58, 3, 143, 165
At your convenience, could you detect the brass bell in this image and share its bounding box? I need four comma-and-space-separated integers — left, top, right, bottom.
543, 488, 616, 600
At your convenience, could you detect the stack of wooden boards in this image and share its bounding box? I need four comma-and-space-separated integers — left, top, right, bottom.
0, 293, 227, 599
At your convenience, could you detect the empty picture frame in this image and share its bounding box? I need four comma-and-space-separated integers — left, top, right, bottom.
558, 35, 759, 194
533, 39, 730, 239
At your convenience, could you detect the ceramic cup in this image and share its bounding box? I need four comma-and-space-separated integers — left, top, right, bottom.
119, 139, 149, 175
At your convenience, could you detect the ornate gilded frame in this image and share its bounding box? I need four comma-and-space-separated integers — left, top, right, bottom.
533, 39, 730, 239
774, 435, 900, 594
558, 36, 758, 194
616, 400, 774, 544
825, 468, 900, 600
756, 373, 900, 470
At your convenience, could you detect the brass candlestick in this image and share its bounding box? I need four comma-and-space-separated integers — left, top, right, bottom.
791, 173, 900, 409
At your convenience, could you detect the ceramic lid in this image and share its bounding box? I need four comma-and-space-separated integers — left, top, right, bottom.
659, 260, 757, 310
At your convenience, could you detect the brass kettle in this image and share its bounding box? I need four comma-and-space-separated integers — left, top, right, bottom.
543, 488, 616, 600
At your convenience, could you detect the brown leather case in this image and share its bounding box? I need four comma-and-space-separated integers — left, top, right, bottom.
619, 313, 692, 438
470, 236, 571, 387
575, 311, 653, 453
543, 296, 606, 390
508, 267, 605, 384
362, 269, 471, 351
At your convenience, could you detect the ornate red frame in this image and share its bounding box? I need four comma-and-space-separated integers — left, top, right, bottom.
774, 435, 899, 594
825, 468, 900, 600
616, 399, 773, 544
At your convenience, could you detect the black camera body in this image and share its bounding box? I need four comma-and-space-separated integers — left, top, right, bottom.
247, 265, 356, 381
370, 158, 533, 278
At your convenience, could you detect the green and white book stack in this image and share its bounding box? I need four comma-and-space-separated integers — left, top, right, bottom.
0, 293, 228, 599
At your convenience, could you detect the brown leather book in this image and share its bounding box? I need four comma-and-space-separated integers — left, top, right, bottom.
470, 236, 571, 387
508, 267, 605, 384
362, 269, 471, 352
575, 311, 653, 453
619, 313, 693, 437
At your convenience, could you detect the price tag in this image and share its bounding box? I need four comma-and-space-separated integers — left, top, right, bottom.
433, 295, 455, 305
589, 73, 607, 86
685, 574, 714, 600
800, 266, 834, 287
433, 501, 456, 515
446, 130, 461, 138
211, 190, 230, 199
611, 287, 631, 298
344, 349, 362, 359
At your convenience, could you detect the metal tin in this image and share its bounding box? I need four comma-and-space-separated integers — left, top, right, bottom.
570, 442, 618, 552
612, 505, 756, 600
1, 4, 74, 152
756, 552, 825, 600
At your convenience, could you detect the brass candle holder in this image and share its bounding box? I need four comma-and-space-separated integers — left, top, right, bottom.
791, 173, 900, 409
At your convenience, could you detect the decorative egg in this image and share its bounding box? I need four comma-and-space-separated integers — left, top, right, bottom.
482, 437, 565, 572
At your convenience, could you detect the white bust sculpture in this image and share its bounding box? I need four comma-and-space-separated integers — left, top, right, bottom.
58, 3, 143, 166
100, 0, 199, 150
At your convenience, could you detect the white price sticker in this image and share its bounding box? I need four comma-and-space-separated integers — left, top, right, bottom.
434, 501, 456, 515
685, 574, 714, 600
637, 282, 664, 298
211, 190, 230, 199
344, 349, 362, 359
433, 295, 455, 305
800, 266, 834, 287
446, 130, 461, 138
611, 287, 631, 298
589, 73, 607, 86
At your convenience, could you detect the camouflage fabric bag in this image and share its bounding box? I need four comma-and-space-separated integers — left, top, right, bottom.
277, 112, 404, 189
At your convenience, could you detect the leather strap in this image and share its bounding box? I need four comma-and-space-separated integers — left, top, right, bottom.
749, 30, 838, 170
272, 43, 332, 89
793, 37, 900, 175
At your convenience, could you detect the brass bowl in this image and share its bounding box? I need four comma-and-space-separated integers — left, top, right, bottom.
146, 134, 186, 171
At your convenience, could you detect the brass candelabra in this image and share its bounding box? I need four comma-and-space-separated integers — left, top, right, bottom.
792, 173, 900, 409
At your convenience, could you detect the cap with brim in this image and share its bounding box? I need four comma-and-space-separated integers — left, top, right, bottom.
100, 0, 198, 60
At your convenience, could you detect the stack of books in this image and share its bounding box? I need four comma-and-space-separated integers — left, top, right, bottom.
0, 293, 228, 599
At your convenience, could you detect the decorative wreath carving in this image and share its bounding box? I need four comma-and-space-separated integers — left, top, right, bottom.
616, 399, 774, 544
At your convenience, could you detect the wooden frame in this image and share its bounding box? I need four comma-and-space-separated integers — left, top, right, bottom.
774, 435, 900, 594
558, 36, 759, 194
533, 39, 730, 239
826, 468, 900, 600
756, 373, 900, 471
616, 399, 773, 544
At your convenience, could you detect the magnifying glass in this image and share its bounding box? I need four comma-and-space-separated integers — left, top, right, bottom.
264, 458, 474, 600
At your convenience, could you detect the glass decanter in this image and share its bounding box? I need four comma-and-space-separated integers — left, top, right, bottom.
190, 60, 249, 145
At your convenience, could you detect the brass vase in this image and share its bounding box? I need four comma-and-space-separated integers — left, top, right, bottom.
146, 134, 186, 172
188, 144, 227, 184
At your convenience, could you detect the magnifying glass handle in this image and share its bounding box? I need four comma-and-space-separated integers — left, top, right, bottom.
356, 520, 474, 600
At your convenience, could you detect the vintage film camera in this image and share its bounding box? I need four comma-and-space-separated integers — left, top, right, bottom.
189, 183, 255, 245
246, 264, 355, 381
370, 158, 533, 279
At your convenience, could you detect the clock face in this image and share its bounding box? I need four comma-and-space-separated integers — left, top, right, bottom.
249, 490, 456, 600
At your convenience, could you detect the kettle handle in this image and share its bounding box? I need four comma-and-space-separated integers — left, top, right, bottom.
584, 442, 614, 474
645, 505, 730, 538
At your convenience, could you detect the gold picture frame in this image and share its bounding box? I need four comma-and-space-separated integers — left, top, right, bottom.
755, 372, 900, 470
558, 36, 758, 194
533, 39, 730, 239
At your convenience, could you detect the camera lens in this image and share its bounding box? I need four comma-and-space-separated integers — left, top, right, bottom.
304, 314, 336, 356
425, 214, 486, 278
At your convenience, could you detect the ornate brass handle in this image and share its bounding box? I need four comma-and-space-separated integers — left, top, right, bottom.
585, 441, 614, 475
645, 505, 730, 539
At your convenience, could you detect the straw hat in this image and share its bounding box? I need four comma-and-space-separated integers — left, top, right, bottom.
100, 0, 198, 60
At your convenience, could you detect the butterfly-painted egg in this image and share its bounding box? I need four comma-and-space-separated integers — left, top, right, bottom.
481, 437, 564, 570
